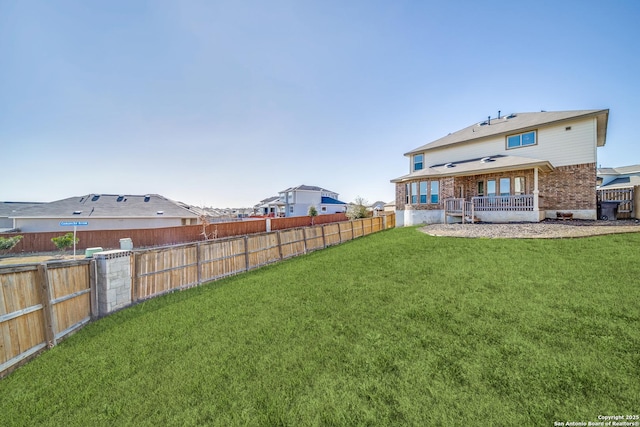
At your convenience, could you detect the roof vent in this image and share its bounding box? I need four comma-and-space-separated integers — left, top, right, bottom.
73, 210, 82, 215
117, 195, 124, 202
156, 211, 164, 215
506, 113, 517, 119
91, 195, 100, 202
144, 195, 151, 202
481, 156, 494, 163
444, 162, 455, 168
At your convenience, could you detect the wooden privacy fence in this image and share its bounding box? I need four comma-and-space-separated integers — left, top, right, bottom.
0, 214, 393, 378
0, 213, 348, 254
133, 216, 385, 300
597, 187, 634, 219
1, 260, 92, 378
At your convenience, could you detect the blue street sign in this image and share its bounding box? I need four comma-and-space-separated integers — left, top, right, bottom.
60, 221, 89, 226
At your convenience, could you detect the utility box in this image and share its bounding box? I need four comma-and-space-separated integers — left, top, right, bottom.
85, 247, 104, 258
119, 238, 133, 250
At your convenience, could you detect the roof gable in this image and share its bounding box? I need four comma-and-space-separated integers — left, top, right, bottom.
405, 109, 609, 156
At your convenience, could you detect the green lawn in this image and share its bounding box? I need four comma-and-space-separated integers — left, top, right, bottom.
1, 227, 639, 426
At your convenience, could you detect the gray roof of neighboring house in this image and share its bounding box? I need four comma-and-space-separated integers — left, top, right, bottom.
0, 202, 45, 217
391, 154, 554, 183
10, 194, 200, 218
598, 176, 640, 189
279, 185, 336, 193
597, 164, 640, 175
405, 109, 609, 156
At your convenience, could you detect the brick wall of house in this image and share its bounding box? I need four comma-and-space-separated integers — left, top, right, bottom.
395, 177, 455, 211
395, 163, 596, 212
456, 169, 536, 199
539, 163, 596, 210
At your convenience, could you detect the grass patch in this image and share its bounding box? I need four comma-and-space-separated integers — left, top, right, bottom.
1, 228, 638, 426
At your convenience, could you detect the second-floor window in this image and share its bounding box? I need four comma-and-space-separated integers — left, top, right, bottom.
507, 131, 536, 149
413, 154, 424, 171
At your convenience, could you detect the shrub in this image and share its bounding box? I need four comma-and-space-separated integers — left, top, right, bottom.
346, 196, 369, 220
0, 235, 23, 256
51, 233, 79, 252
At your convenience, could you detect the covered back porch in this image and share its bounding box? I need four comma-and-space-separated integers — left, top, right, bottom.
443, 162, 549, 223
444, 194, 543, 223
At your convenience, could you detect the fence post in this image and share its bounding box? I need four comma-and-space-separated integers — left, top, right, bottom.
276, 231, 283, 260
89, 259, 98, 319
302, 228, 308, 254
196, 242, 202, 285
244, 236, 250, 271
36, 263, 57, 348
321, 224, 326, 248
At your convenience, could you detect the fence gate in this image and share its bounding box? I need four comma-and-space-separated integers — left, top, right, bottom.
597, 188, 634, 219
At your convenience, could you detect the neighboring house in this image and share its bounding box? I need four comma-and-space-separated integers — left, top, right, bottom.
278, 185, 347, 217
0, 202, 44, 231
8, 194, 201, 232
253, 196, 286, 217
391, 109, 609, 225
597, 164, 640, 189
369, 201, 387, 212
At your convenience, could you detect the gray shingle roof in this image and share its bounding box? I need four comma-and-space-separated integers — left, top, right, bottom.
0, 202, 45, 217
598, 164, 640, 175
279, 185, 335, 193
391, 155, 554, 183
10, 194, 200, 218
405, 109, 609, 156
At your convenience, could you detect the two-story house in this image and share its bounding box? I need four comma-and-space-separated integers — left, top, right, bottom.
391, 109, 609, 226
278, 185, 347, 217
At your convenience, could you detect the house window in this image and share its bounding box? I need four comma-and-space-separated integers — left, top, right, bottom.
288, 192, 294, 203
321, 206, 327, 212
289, 206, 294, 213
487, 179, 496, 197
507, 131, 536, 149
411, 182, 418, 204
477, 181, 485, 196
419, 181, 427, 204
514, 177, 525, 195
413, 154, 424, 171
499, 178, 511, 196
430, 181, 439, 204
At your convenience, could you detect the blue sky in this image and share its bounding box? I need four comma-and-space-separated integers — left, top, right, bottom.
1, 0, 638, 207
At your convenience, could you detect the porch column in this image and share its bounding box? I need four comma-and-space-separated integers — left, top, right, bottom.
533, 168, 539, 211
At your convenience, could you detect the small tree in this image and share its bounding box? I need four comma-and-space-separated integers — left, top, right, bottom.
51, 233, 79, 253
346, 196, 369, 220
0, 235, 23, 256
308, 205, 318, 225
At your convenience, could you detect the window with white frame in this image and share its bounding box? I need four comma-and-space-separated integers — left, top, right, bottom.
430, 181, 439, 204
413, 154, 424, 171
411, 182, 418, 204
507, 131, 536, 149
405, 183, 410, 204
499, 178, 510, 196
487, 179, 496, 197
419, 181, 427, 204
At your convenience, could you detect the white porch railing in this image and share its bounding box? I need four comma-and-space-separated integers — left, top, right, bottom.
471, 195, 534, 211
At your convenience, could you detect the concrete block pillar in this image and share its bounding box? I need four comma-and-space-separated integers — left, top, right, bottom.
95, 250, 133, 317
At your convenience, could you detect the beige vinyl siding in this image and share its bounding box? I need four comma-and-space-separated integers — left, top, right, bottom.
419, 117, 597, 168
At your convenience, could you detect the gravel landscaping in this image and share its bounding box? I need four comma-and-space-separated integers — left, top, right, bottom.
421, 219, 640, 239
